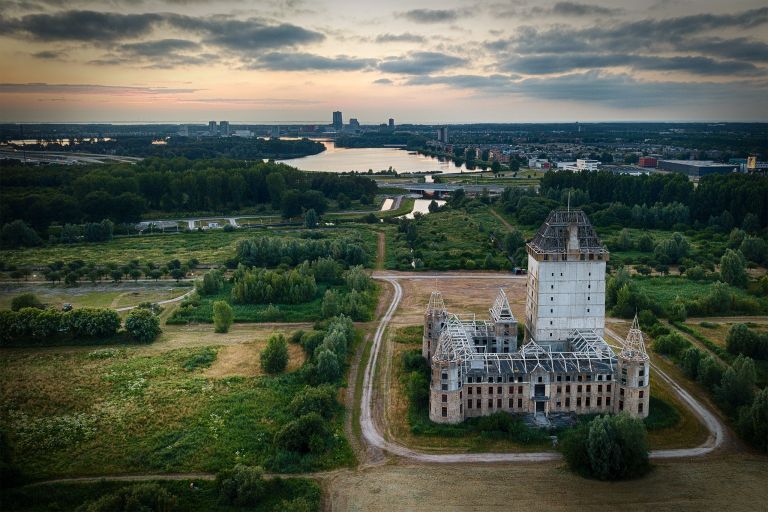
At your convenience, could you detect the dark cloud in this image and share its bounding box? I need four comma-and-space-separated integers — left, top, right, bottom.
399, 9, 459, 24
678, 37, 768, 63
502, 53, 764, 76
549, 2, 623, 16
373, 78, 393, 84
5, 10, 163, 42
191, 19, 324, 52
248, 52, 376, 71
120, 38, 201, 57
31, 50, 62, 59
378, 52, 467, 75
375, 33, 425, 43
0, 82, 199, 94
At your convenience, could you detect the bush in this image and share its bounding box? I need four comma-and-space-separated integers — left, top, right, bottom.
183, 347, 217, 370
719, 249, 748, 288
402, 350, 429, 375
737, 387, 768, 452
289, 385, 339, 419
316, 349, 342, 383
213, 300, 234, 333
696, 355, 724, 390
560, 413, 650, 480
653, 332, 690, 358
274, 412, 330, 454
715, 355, 757, 413
124, 308, 161, 343
217, 464, 266, 506
260, 334, 289, 374
10, 293, 44, 311
406, 371, 429, 408
680, 347, 703, 379
196, 270, 224, 296
726, 323, 768, 360
76, 483, 177, 512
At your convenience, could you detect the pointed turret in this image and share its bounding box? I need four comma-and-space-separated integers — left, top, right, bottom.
620, 315, 649, 362
423, 290, 447, 360
490, 288, 517, 353
614, 314, 650, 418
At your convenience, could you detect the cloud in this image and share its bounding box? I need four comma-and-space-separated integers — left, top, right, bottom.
373, 78, 393, 84
248, 52, 376, 71
119, 38, 201, 57
4, 10, 163, 42
404, 74, 518, 91
378, 51, 467, 74
31, 50, 63, 59
501, 53, 765, 76
0, 82, 199, 95
549, 2, 623, 16
374, 33, 425, 43
399, 9, 460, 24
191, 19, 324, 52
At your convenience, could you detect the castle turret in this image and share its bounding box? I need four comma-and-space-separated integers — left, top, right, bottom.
489, 288, 517, 353
423, 290, 447, 360
614, 315, 650, 418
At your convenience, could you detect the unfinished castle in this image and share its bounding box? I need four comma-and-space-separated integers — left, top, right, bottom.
423, 209, 650, 424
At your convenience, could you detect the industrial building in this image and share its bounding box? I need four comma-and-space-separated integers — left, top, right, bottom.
638, 156, 658, 168
658, 159, 737, 177
423, 209, 650, 424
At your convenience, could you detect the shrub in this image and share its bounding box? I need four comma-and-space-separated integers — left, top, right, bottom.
737, 387, 768, 452
560, 413, 650, 480
406, 371, 429, 408
64, 308, 121, 338
274, 412, 329, 454
726, 323, 768, 360
76, 483, 177, 512
213, 300, 234, 333
719, 249, 748, 288
217, 465, 266, 506
715, 355, 757, 413
124, 308, 161, 343
316, 349, 342, 383
402, 350, 429, 375
696, 356, 724, 390
289, 385, 339, 419
260, 334, 289, 374
196, 270, 224, 296
10, 293, 44, 311
183, 347, 217, 370
680, 347, 703, 379
653, 332, 690, 358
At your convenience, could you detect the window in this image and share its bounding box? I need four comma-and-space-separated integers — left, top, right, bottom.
518, 398, 522, 408
639, 403, 644, 413
586, 385, 591, 392
586, 397, 591, 407
598, 385, 602, 393
518, 386, 523, 394
639, 391, 644, 398
606, 397, 611, 406
488, 399, 493, 408
550, 321, 553, 325
597, 397, 602, 406
639, 369, 645, 377
566, 376, 571, 382
606, 384, 612, 392
550, 297, 554, 301
550, 308, 553, 313
557, 375, 562, 382
518, 376, 523, 383
489, 387, 493, 395
578, 375, 583, 382
538, 376, 543, 383
598, 375, 603, 381
476, 399, 481, 408
508, 386, 513, 394
476, 387, 481, 394
588, 296, 590, 301
468, 400, 473, 409
441, 407, 447, 417
639, 380, 644, 386
497, 399, 502, 408
497, 386, 502, 395
565, 397, 570, 407
619, 400, 624, 411
566, 385, 571, 393
442, 394, 447, 403
587, 309, 590, 313
588, 284, 591, 289
577, 385, 582, 393
468, 387, 473, 395
441, 384, 447, 391
557, 386, 562, 393
620, 388, 625, 396
551, 285, 554, 289
508, 398, 513, 407
467, 376, 473, 383
577, 397, 582, 406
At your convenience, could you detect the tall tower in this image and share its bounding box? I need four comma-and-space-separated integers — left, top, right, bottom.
525, 209, 608, 343
614, 315, 650, 418
489, 288, 517, 353
332, 111, 343, 130
423, 290, 447, 360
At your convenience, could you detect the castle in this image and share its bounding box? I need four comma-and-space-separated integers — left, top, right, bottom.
423, 209, 650, 423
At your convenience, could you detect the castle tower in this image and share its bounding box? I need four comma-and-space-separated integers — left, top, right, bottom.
525, 209, 609, 343
489, 288, 517, 353
614, 315, 650, 418
429, 319, 464, 424
423, 290, 447, 360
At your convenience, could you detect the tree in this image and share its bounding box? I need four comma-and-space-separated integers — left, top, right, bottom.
742, 213, 760, 234
0, 220, 42, 248
289, 384, 338, 419
680, 347, 702, 379
321, 289, 340, 318
213, 300, 234, 333
697, 355, 724, 390
428, 200, 440, 213
274, 412, 329, 454
316, 349, 342, 383
125, 308, 161, 343
635, 233, 654, 252
110, 270, 123, 283
304, 208, 319, 228
716, 355, 756, 412
11, 293, 43, 311
77, 483, 177, 512
217, 465, 266, 507
169, 268, 185, 283
737, 387, 768, 452
336, 193, 351, 209
260, 334, 289, 374
129, 269, 142, 282
719, 249, 748, 287
739, 237, 767, 265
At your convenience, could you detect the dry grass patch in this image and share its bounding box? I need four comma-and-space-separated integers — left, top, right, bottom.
205, 341, 305, 378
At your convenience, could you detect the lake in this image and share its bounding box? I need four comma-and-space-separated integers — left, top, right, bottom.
278, 140, 471, 174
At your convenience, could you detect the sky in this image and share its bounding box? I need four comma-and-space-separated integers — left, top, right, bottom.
0, 0, 767, 123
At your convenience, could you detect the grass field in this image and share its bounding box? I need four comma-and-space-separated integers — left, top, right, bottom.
1, 477, 321, 512
0, 283, 189, 310
632, 276, 765, 313
0, 342, 353, 480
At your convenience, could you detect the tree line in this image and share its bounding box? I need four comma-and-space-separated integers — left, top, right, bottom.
236, 235, 369, 268
0, 158, 378, 235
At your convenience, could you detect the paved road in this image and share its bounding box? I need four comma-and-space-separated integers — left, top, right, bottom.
361, 275, 726, 463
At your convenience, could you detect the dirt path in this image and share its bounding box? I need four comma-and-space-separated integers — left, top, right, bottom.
114, 288, 195, 312
359, 275, 727, 463
376, 231, 385, 270
490, 208, 515, 232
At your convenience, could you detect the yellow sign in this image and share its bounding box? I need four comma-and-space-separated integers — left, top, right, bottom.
747, 156, 757, 170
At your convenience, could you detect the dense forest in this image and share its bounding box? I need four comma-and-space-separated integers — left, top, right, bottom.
6, 136, 325, 160
0, 158, 378, 232
540, 171, 768, 229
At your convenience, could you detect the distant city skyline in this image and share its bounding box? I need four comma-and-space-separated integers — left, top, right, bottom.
1, 0, 767, 123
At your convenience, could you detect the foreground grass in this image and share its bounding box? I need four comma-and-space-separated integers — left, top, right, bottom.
1, 478, 321, 512
0, 345, 353, 480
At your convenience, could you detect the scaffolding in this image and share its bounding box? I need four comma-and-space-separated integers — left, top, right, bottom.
620, 315, 649, 362
527, 209, 608, 256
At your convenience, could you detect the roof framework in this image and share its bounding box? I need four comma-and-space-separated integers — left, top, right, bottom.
620, 315, 650, 363
527, 209, 608, 256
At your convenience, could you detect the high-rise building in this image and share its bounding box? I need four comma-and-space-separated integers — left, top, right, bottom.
208, 121, 217, 136
349, 118, 360, 129
332, 111, 343, 130
271, 125, 280, 138
219, 121, 230, 136
437, 126, 448, 143
388, 118, 395, 128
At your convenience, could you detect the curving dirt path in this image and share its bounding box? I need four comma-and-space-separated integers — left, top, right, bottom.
114, 288, 195, 312
361, 275, 727, 463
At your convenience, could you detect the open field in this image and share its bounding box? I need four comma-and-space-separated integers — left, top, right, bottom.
0, 283, 189, 310
326, 455, 768, 511
0, 322, 352, 480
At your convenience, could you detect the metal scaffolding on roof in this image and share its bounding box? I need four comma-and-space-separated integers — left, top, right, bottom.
527, 209, 608, 256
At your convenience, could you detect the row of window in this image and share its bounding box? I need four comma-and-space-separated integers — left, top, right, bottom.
465, 373, 613, 385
